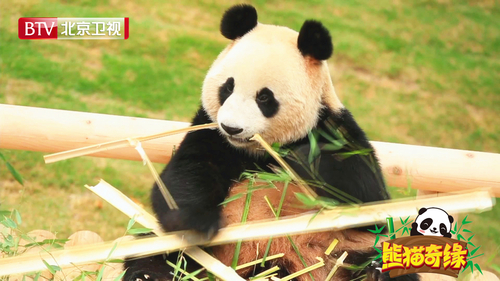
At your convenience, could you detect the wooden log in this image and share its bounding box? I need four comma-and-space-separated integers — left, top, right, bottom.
375, 141, 500, 196
53, 231, 104, 281
0, 104, 188, 163
1, 104, 500, 196
0, 190, 493, 276
9, 230, 57, 281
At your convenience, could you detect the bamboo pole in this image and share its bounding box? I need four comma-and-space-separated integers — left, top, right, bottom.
0, 104, 188, 163
1, 104, 500, 196
85, 179, 244, 281
0, 190, 493, 276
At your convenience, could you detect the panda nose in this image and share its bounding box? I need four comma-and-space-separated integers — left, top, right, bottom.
221, 123, 243, 135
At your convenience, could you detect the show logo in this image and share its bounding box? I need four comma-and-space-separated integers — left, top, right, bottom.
373, 207, 483, 278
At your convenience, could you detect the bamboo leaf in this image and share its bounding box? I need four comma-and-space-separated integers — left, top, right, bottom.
468, 253, 484, 260
367, 225, 385, 234
13, 209, 22, 225
286, 235, 315, 281
5, 162, 24, 186
1, 217, 17, 229
0, 153, 24, 186
127, 228, 153, 235
181, 267, 204, 280
294, 193, 317, 207
308, 208, 324, 225
42, 259, 60, 274
219, 193, 244, 206
107, 242, 118, 260
462, 215, 472, 225
126, 216, 136, 231
474, 264, 483, 275
463, 229, 472, 233
96, 265, 105, 281
467, 234, 475, 242
0, 210, 11, 218
232, 191, 252, 269
33, 271, 41, 281
402, 228, 409, 236
307, 131, 320, 165
113, 270, 127, 281
463, 260, 472, 273
457, 234, 465, 241
322, 143, 344, 151
207, 272, 216, 281
469, 246, 480, 257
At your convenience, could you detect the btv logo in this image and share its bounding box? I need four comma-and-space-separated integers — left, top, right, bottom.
19, 18, 57, 39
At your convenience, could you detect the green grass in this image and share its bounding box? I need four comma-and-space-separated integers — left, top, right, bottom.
1, 0, 499, 274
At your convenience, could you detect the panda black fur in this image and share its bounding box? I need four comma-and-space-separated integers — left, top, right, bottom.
124, 4, 419, 281
411, 207, 454, 238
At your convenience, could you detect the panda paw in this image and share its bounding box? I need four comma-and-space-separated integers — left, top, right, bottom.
157, 207, 221, 239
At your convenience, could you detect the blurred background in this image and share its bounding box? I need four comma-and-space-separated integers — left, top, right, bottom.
0, 0, 499, 273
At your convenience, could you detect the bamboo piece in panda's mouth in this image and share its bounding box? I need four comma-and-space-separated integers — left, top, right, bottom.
44, 123, 218, 164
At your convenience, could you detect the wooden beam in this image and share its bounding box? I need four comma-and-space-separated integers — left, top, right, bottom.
0, 104, 188, 163
1, 104, 499, 196
0, 189, 493, 275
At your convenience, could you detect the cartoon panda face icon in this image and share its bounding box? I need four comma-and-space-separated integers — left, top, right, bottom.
411, 207, 454, 238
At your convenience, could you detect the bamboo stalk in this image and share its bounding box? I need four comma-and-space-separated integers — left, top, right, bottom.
250, 134, 317, 198
280, 257, 324, 281
43, 123, 217, 164
235, 253, 285, 271
251, 266, 281, 280
85, 180, 243, 281
325, 251, 348, 281
129, 139, 178, 210
324, 238, 339, 255
165, 259, 203, 281
0, 190, 492, 276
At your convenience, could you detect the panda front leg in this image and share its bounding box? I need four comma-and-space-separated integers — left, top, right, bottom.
151, 106, 248, 238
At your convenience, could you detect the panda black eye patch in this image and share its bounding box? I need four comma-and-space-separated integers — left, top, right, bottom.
218, 77, 235, 105
256, 88, 279, 118
420, 218, 433, 230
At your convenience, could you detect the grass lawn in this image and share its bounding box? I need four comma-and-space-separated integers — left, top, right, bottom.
1, 0, 499, 275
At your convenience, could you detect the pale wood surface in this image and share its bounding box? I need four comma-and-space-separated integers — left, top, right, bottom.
1, 104, 500, 196
0, 190, 493, 275
0, 104, 188, 163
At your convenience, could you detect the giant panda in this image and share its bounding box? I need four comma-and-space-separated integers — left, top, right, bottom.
124, 4, 419, 281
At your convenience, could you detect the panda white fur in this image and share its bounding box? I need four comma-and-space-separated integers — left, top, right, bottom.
411, 207, 454, 238
124, 4, 419, 281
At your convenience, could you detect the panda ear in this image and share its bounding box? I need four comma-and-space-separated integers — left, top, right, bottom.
418, 207, 427, 215
448, 215, 454, 223
297, 20, 333, 61
220, 4, 258, 40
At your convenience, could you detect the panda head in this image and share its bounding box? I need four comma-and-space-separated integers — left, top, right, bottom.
414, 207, 454, 237
201, 4, 343, 149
